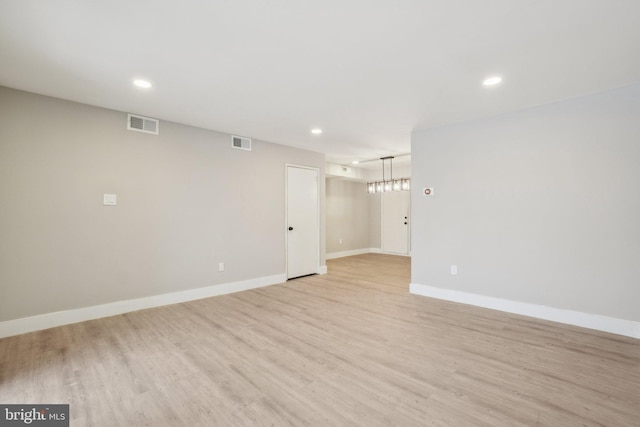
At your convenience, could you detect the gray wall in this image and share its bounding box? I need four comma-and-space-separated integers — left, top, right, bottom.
326, 179, 370, 253
0, 86, 325, 322
411, 83, 640, 322
369, 193, 382, 250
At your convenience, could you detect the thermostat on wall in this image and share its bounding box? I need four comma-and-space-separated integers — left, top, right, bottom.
423, 187, 434, 196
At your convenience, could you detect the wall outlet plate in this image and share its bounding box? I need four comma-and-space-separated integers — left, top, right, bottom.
103, 194, 117, 205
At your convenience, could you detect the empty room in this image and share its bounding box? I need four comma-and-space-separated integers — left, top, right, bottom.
1, 1, 639, 426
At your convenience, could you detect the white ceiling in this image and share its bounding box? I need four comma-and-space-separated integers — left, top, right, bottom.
1, 1, 639, 164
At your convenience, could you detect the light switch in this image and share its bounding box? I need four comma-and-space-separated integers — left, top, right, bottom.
103, 194, 117, 206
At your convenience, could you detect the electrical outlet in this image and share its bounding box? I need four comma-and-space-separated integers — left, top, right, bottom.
103, 194, 117, 205
218, 262, 225, 272
339, 238, 343, 244
451, 265, 458, 275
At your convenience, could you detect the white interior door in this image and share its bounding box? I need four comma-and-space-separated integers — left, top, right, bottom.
286, 166, 319, 279
382, 191, 410, 254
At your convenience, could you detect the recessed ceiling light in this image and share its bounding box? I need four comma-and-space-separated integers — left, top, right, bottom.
133, 79, 152, 89
352, 160, 360, 164
311, 128, 322, 135
483, 76, 502, 86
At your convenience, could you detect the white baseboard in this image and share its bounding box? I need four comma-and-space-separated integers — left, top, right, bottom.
325, 248, 373, 259
383, 252, 411, 257
325, 248, 411, 259
373, 248, 410, 257
0, 273, 286, 339
410, 283, 640, 339
318, 265, 328, 275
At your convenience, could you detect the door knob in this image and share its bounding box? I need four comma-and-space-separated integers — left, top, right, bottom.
288, 226, 294, 231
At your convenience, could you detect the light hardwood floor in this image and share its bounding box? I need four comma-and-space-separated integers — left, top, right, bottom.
1, 254, 638, 426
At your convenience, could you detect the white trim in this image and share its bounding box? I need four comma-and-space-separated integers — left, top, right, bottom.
318, 265, 328, 275
325, 248, 410, 259
326, 248, 372, 259
381, 251, 411, 257
409, 283, 640, 339
0, 274, 286, 339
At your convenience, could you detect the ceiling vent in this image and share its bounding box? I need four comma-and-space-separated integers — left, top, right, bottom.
231, 135, 252, 151
127, 114, 159, 135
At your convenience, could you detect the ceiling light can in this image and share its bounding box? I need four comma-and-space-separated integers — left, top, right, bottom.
133, 79, 152, 88
483, 76, 502, 86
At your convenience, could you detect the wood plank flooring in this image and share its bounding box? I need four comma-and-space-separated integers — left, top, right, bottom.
1, 254, 638, 426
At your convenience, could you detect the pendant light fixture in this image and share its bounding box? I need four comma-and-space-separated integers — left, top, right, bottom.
367, 156, 410, 194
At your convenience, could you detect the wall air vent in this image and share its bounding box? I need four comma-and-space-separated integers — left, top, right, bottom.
231, 135, 252, 151
127, 114, 159, 135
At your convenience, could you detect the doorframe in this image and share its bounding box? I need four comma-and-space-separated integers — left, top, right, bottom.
285, 164, 321, 278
